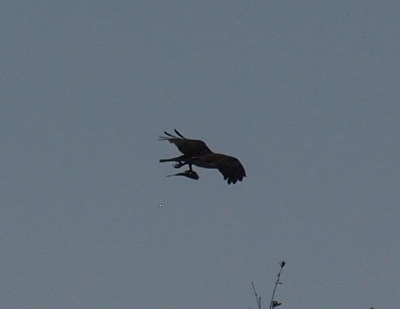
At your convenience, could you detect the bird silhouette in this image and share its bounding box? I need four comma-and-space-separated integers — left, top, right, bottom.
159, 129, 246, 184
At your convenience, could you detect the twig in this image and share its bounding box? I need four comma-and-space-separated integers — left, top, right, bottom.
252, 282, 262, 309
269, 261, 286, 309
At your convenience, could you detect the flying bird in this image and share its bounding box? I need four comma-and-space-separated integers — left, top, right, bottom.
159, 129, 246, 184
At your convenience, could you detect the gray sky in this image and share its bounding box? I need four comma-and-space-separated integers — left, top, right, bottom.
1, 1, 399, 308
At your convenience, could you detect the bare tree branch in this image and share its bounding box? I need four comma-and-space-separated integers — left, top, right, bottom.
269, 261, 286, 309
252, 282, 262, 309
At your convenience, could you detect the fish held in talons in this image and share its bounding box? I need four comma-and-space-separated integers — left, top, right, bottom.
166, 170, 199, 180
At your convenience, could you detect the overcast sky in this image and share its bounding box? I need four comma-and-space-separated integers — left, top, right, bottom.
1, 1, 399, 308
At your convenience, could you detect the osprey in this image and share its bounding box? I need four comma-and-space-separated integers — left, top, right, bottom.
159, 129, 246, 184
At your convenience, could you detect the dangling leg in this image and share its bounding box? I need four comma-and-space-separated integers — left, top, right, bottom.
177, 159, 193, 172
159, 155, 189, 168
159, 154, 187, 164
160, 156, 198, 178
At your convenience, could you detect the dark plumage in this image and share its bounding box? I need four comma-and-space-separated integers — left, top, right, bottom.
159, 129, 246, 184
159, 129, 212, 156
190, 153, 246, 184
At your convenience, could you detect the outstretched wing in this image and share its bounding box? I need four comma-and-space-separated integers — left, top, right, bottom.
191, 153, 246, 185
216, 155, 246, 185
159, 129, 213, 156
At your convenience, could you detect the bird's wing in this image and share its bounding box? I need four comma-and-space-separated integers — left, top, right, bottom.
216, 155, 246, 185
159, 129, 213, 156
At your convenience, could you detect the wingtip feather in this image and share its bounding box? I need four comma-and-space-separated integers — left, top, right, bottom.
174, 129, 185, 138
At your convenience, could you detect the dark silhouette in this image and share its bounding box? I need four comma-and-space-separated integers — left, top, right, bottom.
159, 129, 246, 184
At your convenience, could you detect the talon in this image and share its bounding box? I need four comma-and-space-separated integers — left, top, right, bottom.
174, 162, 183, 168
